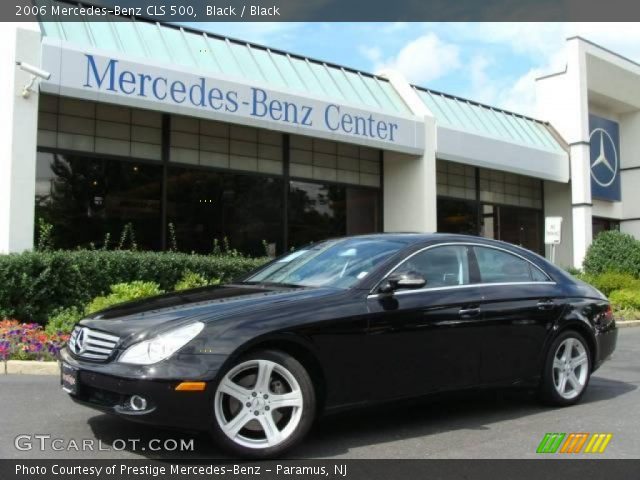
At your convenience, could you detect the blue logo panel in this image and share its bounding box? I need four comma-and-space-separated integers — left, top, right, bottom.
589, 115, 621, 202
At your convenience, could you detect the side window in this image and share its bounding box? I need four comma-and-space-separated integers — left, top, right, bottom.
473, 246, 549, 283
394, 245, 471, 288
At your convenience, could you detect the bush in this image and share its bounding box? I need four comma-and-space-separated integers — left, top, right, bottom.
45, 306, 83, 335
610, 288, 640, 311
0, 250, 268, 324
583, 231, 640, 277
585, 272, 640, 296
86, 281, 163, 314
174, 270, 220, 291
564, 266, 582, 276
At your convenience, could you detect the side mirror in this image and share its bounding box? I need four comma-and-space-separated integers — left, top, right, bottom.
379, 271, 426, 294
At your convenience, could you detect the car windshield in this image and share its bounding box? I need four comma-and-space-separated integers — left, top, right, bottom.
245, 238, 408, 289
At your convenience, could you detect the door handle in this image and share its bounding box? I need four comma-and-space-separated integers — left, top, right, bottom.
459, 307, 481, 318
537, 299, 555, 310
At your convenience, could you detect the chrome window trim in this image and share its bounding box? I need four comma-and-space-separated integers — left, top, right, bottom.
367, 280, 557, 300
369, 242, 554, 295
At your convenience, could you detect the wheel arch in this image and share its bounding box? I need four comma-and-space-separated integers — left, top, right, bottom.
220, 333, 327, 415
549, 320, 598, 367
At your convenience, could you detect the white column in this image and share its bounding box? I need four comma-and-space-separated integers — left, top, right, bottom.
570, 142, 593, 268
566, 40, 593, 268
536, 38, 592, 268
380, 71, 437, 232
0, 23, 41, 253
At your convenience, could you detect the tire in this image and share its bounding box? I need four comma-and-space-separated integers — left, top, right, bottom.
211, 349, 316, 458
539, 330, 592, 406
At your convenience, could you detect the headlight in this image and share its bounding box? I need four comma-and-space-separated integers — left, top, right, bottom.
118, 322, 205, 365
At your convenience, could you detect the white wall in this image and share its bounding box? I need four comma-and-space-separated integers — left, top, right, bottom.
544, 180, 574, 268
0, 24, 41, 253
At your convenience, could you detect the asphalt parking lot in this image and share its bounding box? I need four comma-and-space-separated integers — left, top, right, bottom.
1, 328, 638, 460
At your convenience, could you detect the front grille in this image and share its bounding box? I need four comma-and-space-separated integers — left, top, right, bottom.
68, 326, 120, 361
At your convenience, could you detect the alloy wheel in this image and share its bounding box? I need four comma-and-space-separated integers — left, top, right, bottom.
552, 337, 589, 400
214, 359, 304, 449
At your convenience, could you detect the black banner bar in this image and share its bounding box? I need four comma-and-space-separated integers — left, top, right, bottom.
4, 0, 640, 22
2, 459, 640, 480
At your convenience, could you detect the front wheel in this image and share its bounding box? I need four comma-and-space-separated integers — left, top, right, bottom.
539, 330, 591, 406
211, 349, 316, 458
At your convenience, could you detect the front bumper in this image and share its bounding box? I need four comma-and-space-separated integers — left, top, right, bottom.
59, 348, 226, 431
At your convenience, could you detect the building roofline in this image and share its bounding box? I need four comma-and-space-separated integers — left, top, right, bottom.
535, 67, 567, 82
412, 84, 552, 126
568, 35, 640, 70
48, 0, 391, 82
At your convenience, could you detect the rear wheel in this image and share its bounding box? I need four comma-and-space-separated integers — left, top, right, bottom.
539, 330, 591, 406
211, 349, 315, 458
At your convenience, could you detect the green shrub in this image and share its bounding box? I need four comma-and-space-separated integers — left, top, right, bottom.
586, 272, 640, 296
563, 266, 582, 276
0, 250, 268, 324
45, 306, 84, 335
86, 281, 164, 314
610, 288, 640, 311
174, 270, 220, 291
583, 231, 640, 277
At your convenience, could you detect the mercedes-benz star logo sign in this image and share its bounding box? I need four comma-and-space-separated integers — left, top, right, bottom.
74, 327, 88, 355
590, 128, 618, 188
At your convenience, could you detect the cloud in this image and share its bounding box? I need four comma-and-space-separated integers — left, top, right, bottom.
359, 45, 383, 64
466, 47, 569, 117
373, 32, 461, 84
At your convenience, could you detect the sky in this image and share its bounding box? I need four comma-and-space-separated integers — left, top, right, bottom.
185, 22, 640, 118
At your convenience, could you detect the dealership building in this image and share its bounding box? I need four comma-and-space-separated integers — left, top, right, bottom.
1, 15, 637, 268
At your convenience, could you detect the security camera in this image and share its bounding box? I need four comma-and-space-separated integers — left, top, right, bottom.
16, 61, 51, 98
16, 61, 51, 80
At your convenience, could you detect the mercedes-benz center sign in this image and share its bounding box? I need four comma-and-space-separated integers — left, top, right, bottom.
40, 39, 425, 155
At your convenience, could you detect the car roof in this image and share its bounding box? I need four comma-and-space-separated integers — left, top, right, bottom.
329, 233, 549, 260
331, 232, 500, 246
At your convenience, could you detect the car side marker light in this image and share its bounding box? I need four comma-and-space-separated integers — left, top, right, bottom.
175, 381, 207, 391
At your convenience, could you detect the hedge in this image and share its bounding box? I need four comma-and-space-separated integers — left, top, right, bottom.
579, 272, 640, 297
583, 230, 640, 277
0, 250, 268, 324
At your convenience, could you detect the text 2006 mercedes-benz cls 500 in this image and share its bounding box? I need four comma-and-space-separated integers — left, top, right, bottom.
60, 234, 617, 457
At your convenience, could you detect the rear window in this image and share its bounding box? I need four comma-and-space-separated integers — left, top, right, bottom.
473, 246, 549, 283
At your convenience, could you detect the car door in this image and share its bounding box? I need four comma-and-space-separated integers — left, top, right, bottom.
365, 244, 487, 402
470, 245, 566, 385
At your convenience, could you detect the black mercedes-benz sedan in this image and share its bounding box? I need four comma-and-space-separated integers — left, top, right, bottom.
60, 234, 617, 457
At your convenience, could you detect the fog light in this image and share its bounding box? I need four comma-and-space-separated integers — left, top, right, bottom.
129, 395, 147, 411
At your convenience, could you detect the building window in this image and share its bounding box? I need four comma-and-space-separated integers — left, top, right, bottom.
35, 152, 163, 250
479, 168, 542, 209
289, 135, 381, 187
37, 94, 163, 161
436, 160, 544, 254
169, 115, 284, 175
437, 197, 479, 235
592, 217, 620, 238
166, 167, 283, 256
35, 95, 383, 254
436, 160, 476, 200
481, 204, 543, 254
288, 181, 381, 249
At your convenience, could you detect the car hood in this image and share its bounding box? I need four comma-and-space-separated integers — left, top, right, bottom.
79, 283, 339, 341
